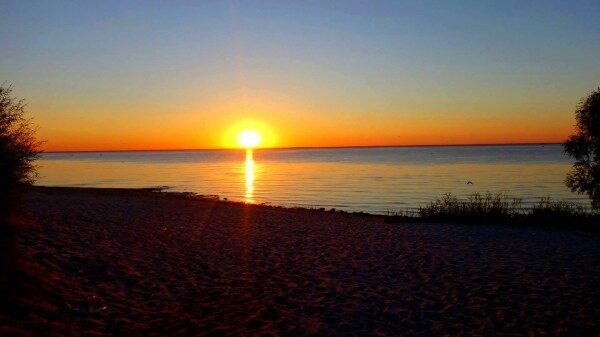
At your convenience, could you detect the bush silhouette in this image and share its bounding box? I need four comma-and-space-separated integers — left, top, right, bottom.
0, 84, 41, 322
0, 84, 40, 204
564, 87, 600, 209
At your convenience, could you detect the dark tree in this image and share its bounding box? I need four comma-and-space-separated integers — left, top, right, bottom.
564, 87, 600, 209
0, 84, 40, 203
0, 85, 39, 313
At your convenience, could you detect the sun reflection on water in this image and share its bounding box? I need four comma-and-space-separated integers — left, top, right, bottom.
244, 149, 254, 203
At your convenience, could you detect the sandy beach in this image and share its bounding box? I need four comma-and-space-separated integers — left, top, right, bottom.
2, 186, 598, 336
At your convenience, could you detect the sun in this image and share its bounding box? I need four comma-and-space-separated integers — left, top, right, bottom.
237, 130, 261, 148
223, 120, 275, 149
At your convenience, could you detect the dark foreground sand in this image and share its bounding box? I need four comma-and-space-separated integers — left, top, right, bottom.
1, 187, 599, 336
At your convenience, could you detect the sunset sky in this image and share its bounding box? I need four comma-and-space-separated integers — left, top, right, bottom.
1, 1, 599, 151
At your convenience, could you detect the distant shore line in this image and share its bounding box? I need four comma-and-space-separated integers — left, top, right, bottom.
42, 142, 562, 154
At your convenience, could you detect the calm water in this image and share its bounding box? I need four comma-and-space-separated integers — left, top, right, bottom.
36, 144, 588, 214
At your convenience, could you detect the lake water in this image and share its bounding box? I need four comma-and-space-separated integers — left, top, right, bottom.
36, 144, 589, 214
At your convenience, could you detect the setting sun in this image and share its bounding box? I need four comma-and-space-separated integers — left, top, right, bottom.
223, 120, 276, 149
237, 130, 261, 148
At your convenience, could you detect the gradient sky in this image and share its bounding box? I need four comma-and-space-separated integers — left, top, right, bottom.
1, 1, 599, 151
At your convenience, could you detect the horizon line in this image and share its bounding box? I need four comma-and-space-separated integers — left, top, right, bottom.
43, 142, 563, 154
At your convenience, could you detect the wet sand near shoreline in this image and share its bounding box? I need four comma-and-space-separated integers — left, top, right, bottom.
2, 187, 599, 336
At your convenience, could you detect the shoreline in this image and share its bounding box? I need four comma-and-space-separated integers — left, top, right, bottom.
30, 186, 599, 232
31, 185, 384, 216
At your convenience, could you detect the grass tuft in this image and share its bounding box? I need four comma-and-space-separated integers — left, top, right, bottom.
385, 193, 599, 231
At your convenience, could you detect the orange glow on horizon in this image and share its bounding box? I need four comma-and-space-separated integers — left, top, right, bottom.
35, 103, 574, 152
38, 125, 571, 152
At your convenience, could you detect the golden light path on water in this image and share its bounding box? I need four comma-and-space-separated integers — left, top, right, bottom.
244, 149, 255, 203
